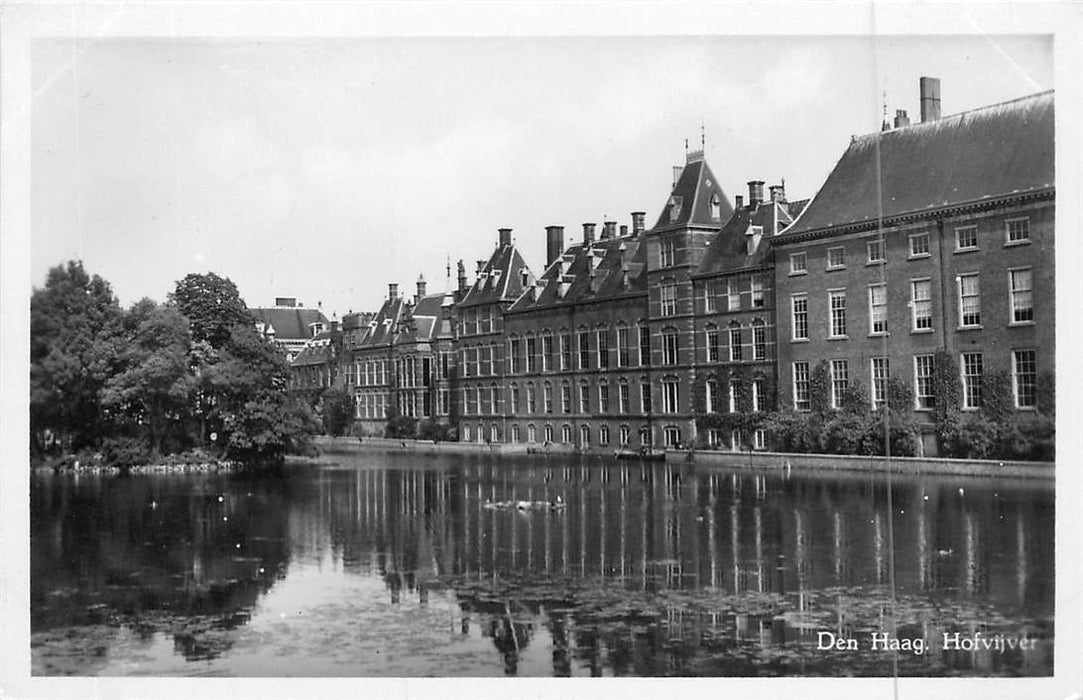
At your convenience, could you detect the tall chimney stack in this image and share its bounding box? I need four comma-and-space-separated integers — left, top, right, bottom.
735, 194, 744, 209
388, 282, 399, 300
476, 260, 486, 276
415, 274, 426, 301
582, 222, 596, 245
457, 260, 467, 292
894, 109, 911, 128
602, 221, 617, 240
619, 224, 628, 237
747, 180, 765, 207
672, 166, 683, 187
498, 228, 512, 247
545, 226, 565, 268
631, 212, 646, 236
769, 184, 786, 203
920, 77, 941, 122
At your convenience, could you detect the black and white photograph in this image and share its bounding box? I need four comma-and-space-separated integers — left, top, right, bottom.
1, 3, 1080, 698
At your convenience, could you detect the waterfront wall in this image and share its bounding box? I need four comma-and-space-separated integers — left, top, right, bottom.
313, 436, 1054, 479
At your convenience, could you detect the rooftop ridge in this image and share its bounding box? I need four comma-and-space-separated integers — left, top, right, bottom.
856, 89, 1054, 142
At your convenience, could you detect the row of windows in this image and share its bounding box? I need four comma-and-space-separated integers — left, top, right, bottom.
460, 306, 496, 336
704, 378, 767, 413
705, 321, 770, 363
788, 217, 1032, 275
706, 428, 768, 451
790, 268, 1034, 340
353, 352, 454, 386
462, 378, 660, 416
463, 422, 662, 448
506, 326, 652, 373
791, 349, 1039, 412
702, 275, 768, 313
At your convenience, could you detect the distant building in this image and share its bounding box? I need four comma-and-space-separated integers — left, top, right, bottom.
251, 297, 330, 362
773, 82, 1054, 454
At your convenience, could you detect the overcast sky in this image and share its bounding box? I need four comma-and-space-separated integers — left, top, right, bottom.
31, 35, 1051, 317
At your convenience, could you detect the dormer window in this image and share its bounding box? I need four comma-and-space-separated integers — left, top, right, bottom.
668, 196, 683, 223
310, 322, 325, 337
710, 193, 722, 222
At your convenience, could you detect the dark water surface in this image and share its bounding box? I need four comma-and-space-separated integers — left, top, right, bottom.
30, 451, 1054, 676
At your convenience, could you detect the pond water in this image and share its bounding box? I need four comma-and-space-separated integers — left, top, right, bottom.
30, 450, 1054, 677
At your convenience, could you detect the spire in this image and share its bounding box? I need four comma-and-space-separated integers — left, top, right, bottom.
652, 154, 733, 231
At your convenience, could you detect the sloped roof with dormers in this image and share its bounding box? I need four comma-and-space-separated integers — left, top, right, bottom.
695, 198, 795, 277
458, 242, 532, 308
782, 90, 1054, 238
250, 307, 329, 342
507, 232, 648, 314
651, 155, 735, 233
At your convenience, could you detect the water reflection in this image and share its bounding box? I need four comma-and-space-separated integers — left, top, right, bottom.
31, 454, 1054, 676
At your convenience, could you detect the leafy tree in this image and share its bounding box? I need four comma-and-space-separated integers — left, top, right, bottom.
838, 379, 868, 416
320, 388, 355, 437
30, 261, 124, 453
170, 272, 253, 348
981, 369, 1014, 425
102, 301, 195, 454
809, 360, 832, 417
222, 392, 320, 464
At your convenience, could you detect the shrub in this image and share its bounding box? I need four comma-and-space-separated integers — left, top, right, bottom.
417, 420, 452, 442
320, 388, 355, 437
820, 413, 870, 455
954, 415, 1000, 460
809, 360, 832, 417
1000, 413, 1055, 461
385, 414, 418, 439
100, 436, 152, 469
761, 409, 819, 453
838, 380, 868, 416
859, 411, 921, 457
981, 370, 1014, 426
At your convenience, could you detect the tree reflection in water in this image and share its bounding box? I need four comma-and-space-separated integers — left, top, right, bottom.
31, 453, 1054, 676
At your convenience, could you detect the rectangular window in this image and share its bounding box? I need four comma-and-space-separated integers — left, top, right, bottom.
662, 381, 679, 413
1006, 217, 1030, 244
752, 324, 767, 361
914, 355, 935, 409
705, 381, 717, 413
479, 387, 490, 415
510, 385, 520, 414
728, 380, 738, 413
526, 337, 537, 373
751, 275, 765, 307
868, 284, 888, 335
827, 246, 846, 269
479, 307, 492, 334
962, 352, 983, 409
726, 279, 740, 311
704, 281, 717, 313
663, 331, 679, 365
909, 232, 931, 257
617, 327, 631, 366
597, 328, 609, 368
706, 328, 720, 362
661, 238, 676, 267
543, 384, 553, 413
793, 362, 810, 411
509, 338, 521, 374
871, 357, 889, 408
619, 383, 630, 413
911, 279, 933, 331
464, 308, 477, 335
752, 378, 764, 412
438, 389, 449, 416
578, 332, 590, 369
754, 429, 766, 450
526, 384, 537, 413
542, 334, 555, 371
1013, 349, 1037, 408
561, 384, 572, 413
579, 384, 590, 413
867, 239, 885, 263
559, 333, 571, 371
639, 326, 651, 366
1009, 268, 1034, 324
641, 382, 652, 413
599, 384, 610, 413
958, 274, 982, 327
789, 252, 807, 275
955, 225, 978, 251
830, 359, 849, 409
829, 290, 847, 338
792, 294, 808, 340
729, 326, 743, 362
480, 345, 492, 377
660, 283, 677, 316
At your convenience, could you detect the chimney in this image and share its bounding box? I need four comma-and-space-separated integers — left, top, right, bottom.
748, 180, 765, 207
619, 224, 628, 237
920, 76, 941, 122
582, 222, 596, 245
894, 109, 911, 128
672, 166, 683, 187
631, 212, 646, 236
735, 194, 744, 209
746, 225, 764, 256
457, 260, 467, 292
769, 183, 786, 203
476, 259, 486, 275
545, 225, 565, 268
498, 228, 512, 247
274, 296, 296, 308
388, 283, 399, 301
602, 221, 617, 240
415, 274, 426, 302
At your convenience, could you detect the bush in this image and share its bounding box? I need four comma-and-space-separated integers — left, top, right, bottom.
320, 388, 355, 437
761, 409, 819, 453
1000, 413, 1055, 461
100, 436, 152, 469
859, 411, 920, 457
417, 420, 452, 442
820, 413, 870, 455
953, 415, 1000, 460
385, 414, 418, 439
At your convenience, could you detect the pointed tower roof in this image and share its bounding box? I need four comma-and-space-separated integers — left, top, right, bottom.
650, 153, 735, 233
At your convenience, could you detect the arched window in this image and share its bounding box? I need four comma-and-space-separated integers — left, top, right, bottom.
580, 425, 590, 446
710, 193, 722, 221
490, 424, 499, 442
662, 327, 679, 365
706, 378, 719, 413
751, 318, 768, 361
599, 425, 610, 445
463, 424, 471, 442
477, 423, 484, 443
729, 321, 744, 362
544, 424, 554, 443
527, 424, 536, 443
663, 426, 682, 448
541, 330, 554, 371
561, 424, 572, 444
619, 425, 630, 446
511, 424, 520, 443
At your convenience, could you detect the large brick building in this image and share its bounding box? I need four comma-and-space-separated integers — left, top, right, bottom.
772, 85, 1054, 454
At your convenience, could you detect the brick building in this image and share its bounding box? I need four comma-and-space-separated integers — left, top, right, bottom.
773, 84, 1054, 454
251, 297, 330, 362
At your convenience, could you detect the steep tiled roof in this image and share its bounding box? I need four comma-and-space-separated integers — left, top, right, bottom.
695, 199, 794, 277
508, 233, 648, 313
356, 292, 450, 348
458, 243, 531, 308
651, 156, 735, 233
250, 307, 329, 341
290, 330, 336, 367
357, 297, 405, 348
784, 91, 1054, 237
